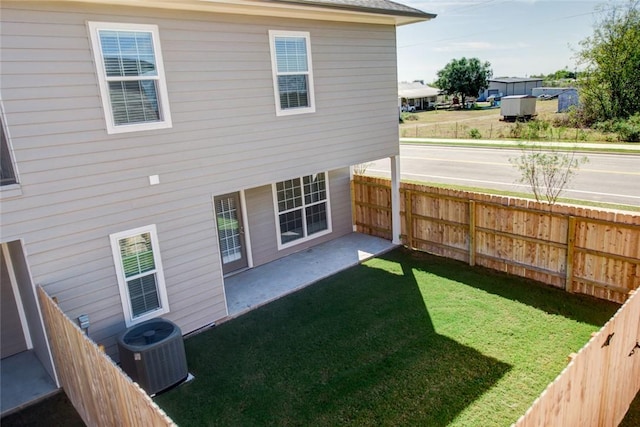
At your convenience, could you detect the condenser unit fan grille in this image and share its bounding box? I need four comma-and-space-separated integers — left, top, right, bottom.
122, 320, 175, 346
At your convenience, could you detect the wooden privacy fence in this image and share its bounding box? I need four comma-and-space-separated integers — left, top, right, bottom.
514, 289, 640, 427
353, 175, 640, 303
37, 286, 176, 427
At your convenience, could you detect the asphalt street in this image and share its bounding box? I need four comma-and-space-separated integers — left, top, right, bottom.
366, 144, 640, 207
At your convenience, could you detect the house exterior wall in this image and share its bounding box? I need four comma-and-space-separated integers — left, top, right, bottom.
1, 250, 28, 358
5, 241, 57, 382
244, 168, 353, 267
0, 2, 400, 355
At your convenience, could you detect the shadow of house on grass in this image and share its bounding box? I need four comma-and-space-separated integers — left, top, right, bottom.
156, 250, 511, 426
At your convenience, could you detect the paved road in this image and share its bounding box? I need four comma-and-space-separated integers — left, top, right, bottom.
366, 144, 640, 207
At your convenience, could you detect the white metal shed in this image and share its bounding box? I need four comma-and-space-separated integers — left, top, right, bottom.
500, 95, 537, 120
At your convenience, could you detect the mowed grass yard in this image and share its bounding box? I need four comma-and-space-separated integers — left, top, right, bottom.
400, 100, 613, 142
155, 248, 620, 426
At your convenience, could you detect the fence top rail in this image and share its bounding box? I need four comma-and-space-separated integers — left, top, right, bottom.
354, 176, 640, 227
512, 289, 640, 426
37, 286, 177, 427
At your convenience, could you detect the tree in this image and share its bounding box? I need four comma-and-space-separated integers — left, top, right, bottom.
509, 144, 588, 206
434, 58, 492, 107
577, 0, 640, 123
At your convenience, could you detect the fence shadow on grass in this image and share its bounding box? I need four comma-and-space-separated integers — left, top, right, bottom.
396, 248, 620, 327
156, 250, 511, 426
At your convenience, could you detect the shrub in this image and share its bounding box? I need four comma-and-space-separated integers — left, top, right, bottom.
469, 128, 482, 139
509, 122, 524, 139
352, 162, 373, 175
522, 119, 552, 140
552, 113, 573, 128
554, 126, 567, 140
576, 129, 588, 141
594, 119, 618, 133
401, 113, 419, 121
615, 121, 640, 142
615, 113, 640, 142
592, 113, 640, 142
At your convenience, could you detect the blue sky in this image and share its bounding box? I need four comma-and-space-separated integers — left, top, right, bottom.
396, 0, 616, 83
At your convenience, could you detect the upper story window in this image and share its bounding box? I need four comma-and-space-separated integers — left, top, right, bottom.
1, 115, 17, 186
269, 31, 315, 116
273, 173, 331, 249
88, 22, 172, 134
110, 225, 169, 326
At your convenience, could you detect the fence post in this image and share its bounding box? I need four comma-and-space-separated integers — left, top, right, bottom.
565, 216, 576, 292
469, 200, 476, 266
350, 178, 357, 232
405, 190, 413, 249
390, 156, 402, 244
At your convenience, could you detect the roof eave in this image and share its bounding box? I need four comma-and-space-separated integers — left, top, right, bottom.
269, 0, 436, 25
24, 0, 434, 25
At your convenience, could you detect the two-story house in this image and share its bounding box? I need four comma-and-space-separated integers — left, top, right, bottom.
0, 0, 434, 412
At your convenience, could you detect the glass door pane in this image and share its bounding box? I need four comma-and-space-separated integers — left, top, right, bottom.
214, 193, 248, 275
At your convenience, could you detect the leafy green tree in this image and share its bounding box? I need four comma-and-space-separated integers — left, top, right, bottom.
577, 0, 640, 123
434, 57, 492, 107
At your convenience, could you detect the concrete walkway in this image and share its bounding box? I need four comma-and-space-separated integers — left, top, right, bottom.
1, 350, 57, 416
224, 233, 397, 318
401, 137, 640, 153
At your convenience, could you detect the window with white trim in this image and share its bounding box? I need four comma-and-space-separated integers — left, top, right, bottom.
110, 225, 169, 326
273, 173, 331, 248
1, 115, 17, 186
269, 30, 315, 116
88, 22, 172, 134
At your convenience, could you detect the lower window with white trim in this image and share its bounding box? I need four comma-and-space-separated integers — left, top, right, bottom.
273, 172, 331, 249
110, 225, 169, 326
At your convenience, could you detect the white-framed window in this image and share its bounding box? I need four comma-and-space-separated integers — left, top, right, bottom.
273, 172, 331, 249
110, 225, 169, 326
1, 113, 17, 187
269, 30, 315, 116
88, 22, 172, 134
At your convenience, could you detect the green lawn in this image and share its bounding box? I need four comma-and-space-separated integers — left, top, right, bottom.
155, 248, 619, 426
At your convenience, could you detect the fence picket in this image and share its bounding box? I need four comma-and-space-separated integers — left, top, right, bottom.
37, 287, 176, 427
352, 175, 640, 426
353, 175, 639, 303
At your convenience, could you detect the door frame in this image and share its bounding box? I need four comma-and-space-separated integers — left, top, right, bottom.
1, 243, 33, 351
213, 190, 253, 276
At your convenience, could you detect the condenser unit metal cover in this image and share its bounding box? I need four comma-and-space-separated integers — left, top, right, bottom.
117, 318, 188, 395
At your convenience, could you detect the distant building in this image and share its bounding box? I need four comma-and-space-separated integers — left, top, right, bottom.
557, 88, 579, 112
399, 81, 440, 110
479, 77, 544, 100
532, 87, 573, 98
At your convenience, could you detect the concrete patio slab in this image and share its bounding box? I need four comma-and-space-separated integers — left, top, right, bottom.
1, 350, 57, 416
224, 233, 397, 317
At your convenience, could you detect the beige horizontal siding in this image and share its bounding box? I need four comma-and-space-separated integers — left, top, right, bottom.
246, 168, 353, 267
1, 1, 399, 355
